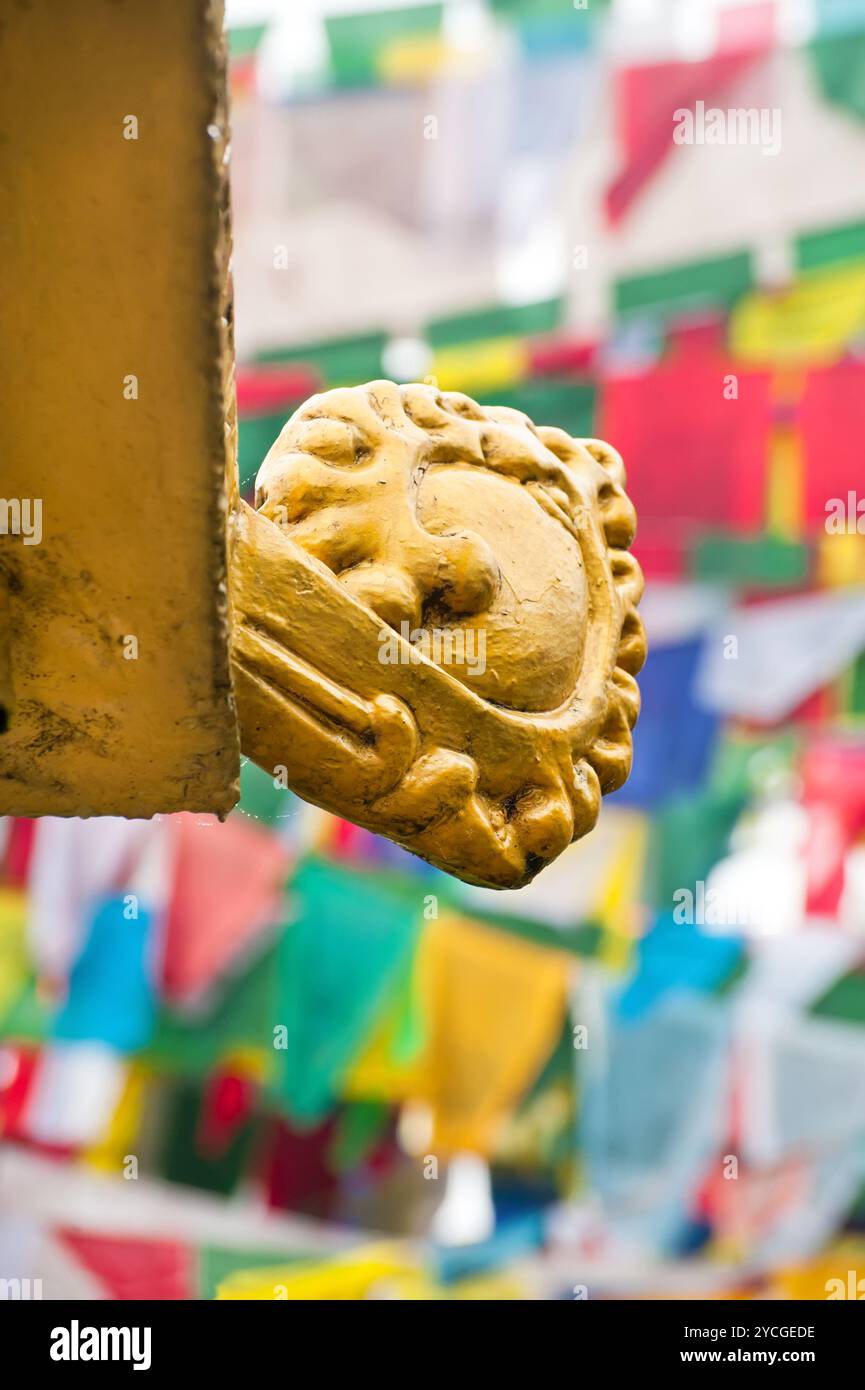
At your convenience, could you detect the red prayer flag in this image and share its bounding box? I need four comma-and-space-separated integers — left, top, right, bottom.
198, 1069, 257, 1158
161, 814, 288, 1006
606, 5, 775, 223
802, 738, 865, 917
3, 818, 36, 888
59, 1230, 193, 1301
599, 358, 771, 574
236, 364, 321, 416
801, 361, 865, 533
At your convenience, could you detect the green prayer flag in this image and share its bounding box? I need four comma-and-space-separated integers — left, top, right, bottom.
689, 533, 811, 587
427, 297, 563, 348
325, 4, 444, 88
228, 24, 268, 62
254, 330, 388, 388
146, 944, 278, 1079
810, 29, 865, 124
477, 379, 596, 439
0, 978, 49, 1046
159, 1078, 259, 1197
328, 1101, 391, 1172
797, 219, 865, 273
646, 789, 745, 912
615, 252, 752, 318
268, 857, 423, 1124
235, 757, 297, 830
811, 970, 865, 1023
199, 1245, 311, 1302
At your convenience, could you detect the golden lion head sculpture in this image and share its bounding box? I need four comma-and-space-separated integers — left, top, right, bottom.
229, 380, 645, 889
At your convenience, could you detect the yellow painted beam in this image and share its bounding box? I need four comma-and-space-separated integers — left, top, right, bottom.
0, 575, 12, 734
0, 0, 239, 815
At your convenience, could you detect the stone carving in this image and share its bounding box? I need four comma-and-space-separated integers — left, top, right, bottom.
230, 380, 645, 888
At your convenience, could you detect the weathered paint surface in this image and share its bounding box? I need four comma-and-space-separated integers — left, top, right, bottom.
0, 0, 239, 815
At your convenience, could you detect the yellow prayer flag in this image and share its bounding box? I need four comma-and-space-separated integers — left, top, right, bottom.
0, 889, 29, 1023
348, 912, 569, 1155
216, 1243, 418, 1300
378, 36, 451, 85
817, 531, 865, 588
417, 914, 568, 1155
590, 811, 649, 972
82, 1063, 148, 1175
431, 337, 530, 396
730, 263, 865, 367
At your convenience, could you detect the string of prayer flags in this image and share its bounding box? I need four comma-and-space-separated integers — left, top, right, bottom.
737, 1007, 865, 1169
227, 22, 268, 99
589, 813, 650, 972
528, 336, 596, 378
817, 531, 865, 588
0, 1045, 39, 1141
342, 947, 426, 1103
327, 1100, 393, 1173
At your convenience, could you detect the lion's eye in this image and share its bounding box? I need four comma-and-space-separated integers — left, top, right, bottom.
293, 417, 364, 466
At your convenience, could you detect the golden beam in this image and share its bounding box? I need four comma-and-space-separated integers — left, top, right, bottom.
0, 0, 239, 816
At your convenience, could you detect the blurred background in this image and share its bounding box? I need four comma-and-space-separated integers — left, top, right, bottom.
4, 0, 865, 1300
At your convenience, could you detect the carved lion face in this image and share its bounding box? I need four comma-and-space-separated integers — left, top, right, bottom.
232, 380, 645, 888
